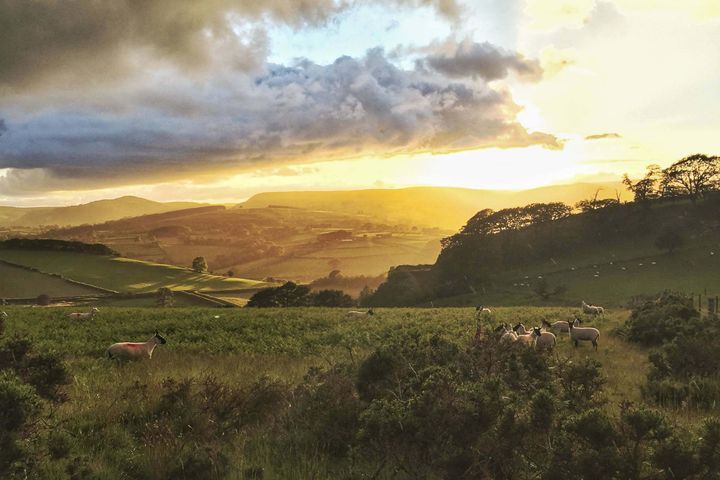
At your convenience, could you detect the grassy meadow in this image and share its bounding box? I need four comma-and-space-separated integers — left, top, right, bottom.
2, 305, 695, 478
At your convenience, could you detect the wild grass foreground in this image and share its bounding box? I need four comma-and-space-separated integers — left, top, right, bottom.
1, 305, 719, 479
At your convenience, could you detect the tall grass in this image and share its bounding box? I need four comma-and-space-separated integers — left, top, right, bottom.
0, 306, 695, 478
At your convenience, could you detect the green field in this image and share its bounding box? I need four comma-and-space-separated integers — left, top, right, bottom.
0, 249, 267, 294
2, 305, 680, 478
0, 262, 100, 298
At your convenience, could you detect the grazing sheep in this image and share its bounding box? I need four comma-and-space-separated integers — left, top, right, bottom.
475, 306, 493, 318
581, 301, 604, 315
542, 317, 581, 335
531, 327, 556, 350
106, 331, 167, 361
346, 309, 374, 318
512, 323, 535, 346
67, 307, 99, 320
568, 321, 600, 351
513, 323, 530, 335
495, 323, 518, 343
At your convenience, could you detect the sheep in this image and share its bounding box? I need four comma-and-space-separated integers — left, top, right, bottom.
531, 327, 556, 350
106, 331, 167, 361
567, 321, 600, 351
475, 306, 492, 318
513, 323, 530, 335
67, 307, 99, 320
581, 301, 604, 315
541, 317, 581, 335
512, 323, 535, 346
346, 309, 374, 318
494, 323, 518, 343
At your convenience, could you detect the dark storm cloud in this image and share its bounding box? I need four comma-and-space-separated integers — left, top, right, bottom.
0, 45, 559, 194
0, 0, 463, 90
421, 39, 542, 81
585, 132, 622, 140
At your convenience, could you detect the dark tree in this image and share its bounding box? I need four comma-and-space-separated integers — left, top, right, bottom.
661, 154, 720, 203
246, 282, 311, 307
156, 287, 174, 307
191, 256, 208, 273
36, 294, 51, 306
623, 164, 661, 202
654, 227, 684, 254
310, 289, 354, 307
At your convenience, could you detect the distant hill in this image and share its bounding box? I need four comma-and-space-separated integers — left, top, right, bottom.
0, 196, 206, 227
243, 183, 629, 230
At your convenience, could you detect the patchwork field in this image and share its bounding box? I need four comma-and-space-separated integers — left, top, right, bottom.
0, 249, 267, 294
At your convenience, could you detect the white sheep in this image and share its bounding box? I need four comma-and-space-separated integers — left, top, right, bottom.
475, 306, 492, 318
567, 321, 600, 351
346, 309, 374, 318
512, 323, 535, 347
106, 331, 167, 361
531, 327, 556, 350
67, 307, 99, 320
541, 317, 581, 335
494, 323, 518, 343
581, 301, 604, 315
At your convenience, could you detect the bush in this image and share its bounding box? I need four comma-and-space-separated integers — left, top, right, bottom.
246, 282, 311, 307
0, 337, 70, 402
309, 289, 354, 307
624, 292, 700, 346
36, 294, 52, 306
0, 372, 41, 476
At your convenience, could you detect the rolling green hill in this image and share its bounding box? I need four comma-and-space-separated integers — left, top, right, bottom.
0, 196, 205, 227
0, 249, 267, 294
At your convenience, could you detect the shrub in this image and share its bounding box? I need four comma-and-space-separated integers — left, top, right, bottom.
36, 294, 52, 306
246, 282, 311, 307
0, 372, 41, 476
309, 289, 354, 307
624, 292, 700, 346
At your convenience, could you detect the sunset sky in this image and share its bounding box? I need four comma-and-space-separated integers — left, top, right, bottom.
1, 0, 718, 206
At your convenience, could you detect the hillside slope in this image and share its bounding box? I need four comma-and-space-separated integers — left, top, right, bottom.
0, 196, 206, 227
243, 183, 629, 230
369, 198, 720, 307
